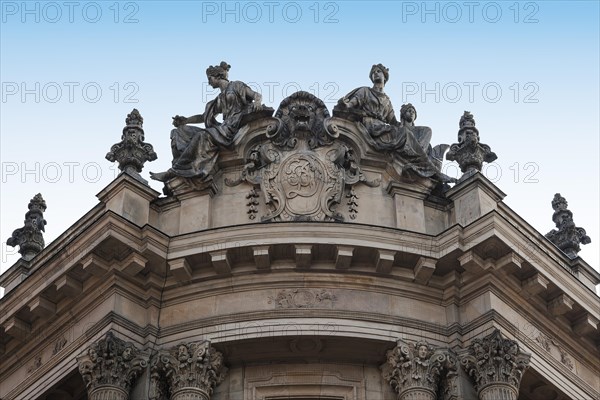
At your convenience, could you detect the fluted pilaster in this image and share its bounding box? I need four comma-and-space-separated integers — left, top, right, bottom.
171, 387, 210, 400
479, 384, 518, 400
89, 386, 128, 400
397, 387, 436, 400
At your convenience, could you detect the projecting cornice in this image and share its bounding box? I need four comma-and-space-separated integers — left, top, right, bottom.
3, 215, 597, 357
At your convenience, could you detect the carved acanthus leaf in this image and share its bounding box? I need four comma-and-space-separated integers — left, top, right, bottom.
382, 340, 455, 396
460, 329, 530, 394
77, 332, 148, 394
149, 341, 227, 399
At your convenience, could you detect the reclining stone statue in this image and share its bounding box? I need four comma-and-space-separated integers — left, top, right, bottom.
150, 62, 273, 182
333, 63, 452, 182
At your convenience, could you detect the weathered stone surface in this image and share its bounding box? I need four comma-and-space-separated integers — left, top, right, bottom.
6, 193, 47, 261
333, 64, 453, 183
227, 91, 379, 222
106, 108, 157, 182
267, 90, 338, 150
545, 193, 591, 258
89, 386, 128, 400
478, 384, 518, 400
446, 111, 497, 180
150, 61, 273, 184
77, 332, 148, 400
460, 329, 530, 398
149, 341, 227, 400
267, 288, 337, 309
382, 339, 457, 400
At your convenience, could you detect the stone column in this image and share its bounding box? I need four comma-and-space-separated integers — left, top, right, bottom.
382, 340, 456, 400
77, 332, 148, 400
461, 329, 531, 400
150, 341, 228, 400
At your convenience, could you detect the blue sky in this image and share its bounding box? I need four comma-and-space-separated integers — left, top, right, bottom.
1, 1, 599, 290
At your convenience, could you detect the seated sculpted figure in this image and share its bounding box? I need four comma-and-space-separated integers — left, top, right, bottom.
399, 103, 431, 152
334, 63, 398, 138
150, 62, 271, 182
398, 103, 449, 172
334, 64, 452, 182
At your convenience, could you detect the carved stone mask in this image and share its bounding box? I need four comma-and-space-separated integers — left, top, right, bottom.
290, 104, 314, 132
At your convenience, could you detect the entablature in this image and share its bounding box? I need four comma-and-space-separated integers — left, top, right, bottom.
2, 209, 597, 362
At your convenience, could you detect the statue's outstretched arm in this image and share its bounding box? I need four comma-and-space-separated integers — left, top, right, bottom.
172, 114, 205, 127
185, 114, 205, 124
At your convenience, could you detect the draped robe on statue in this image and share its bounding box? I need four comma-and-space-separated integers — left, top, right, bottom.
334, 87, 441, 179
170, 80, 256, 179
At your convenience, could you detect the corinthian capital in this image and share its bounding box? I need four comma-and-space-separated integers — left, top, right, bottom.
460, 329, 531, 400
77, 332, 148, 400
382, 340, 455, 400
150, 341, 228, 400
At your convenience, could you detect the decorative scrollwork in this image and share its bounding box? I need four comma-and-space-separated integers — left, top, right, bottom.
268, 289, 337, 309
229, 93, 380, 222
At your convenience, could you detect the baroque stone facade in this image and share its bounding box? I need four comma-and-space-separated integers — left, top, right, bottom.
1, 64, 599, 400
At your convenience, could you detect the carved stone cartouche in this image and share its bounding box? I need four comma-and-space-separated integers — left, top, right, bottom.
77, 332, 148, 400
7, 193, 47, 261
382, 340, 457, 400
106, 108, 157, 181
460, 329, 530, 400
545, 193, 591, 258
446, 111, 497, 179
226, 91, 379, 222
268, 288, 337, 309
149, 341, 227, 400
